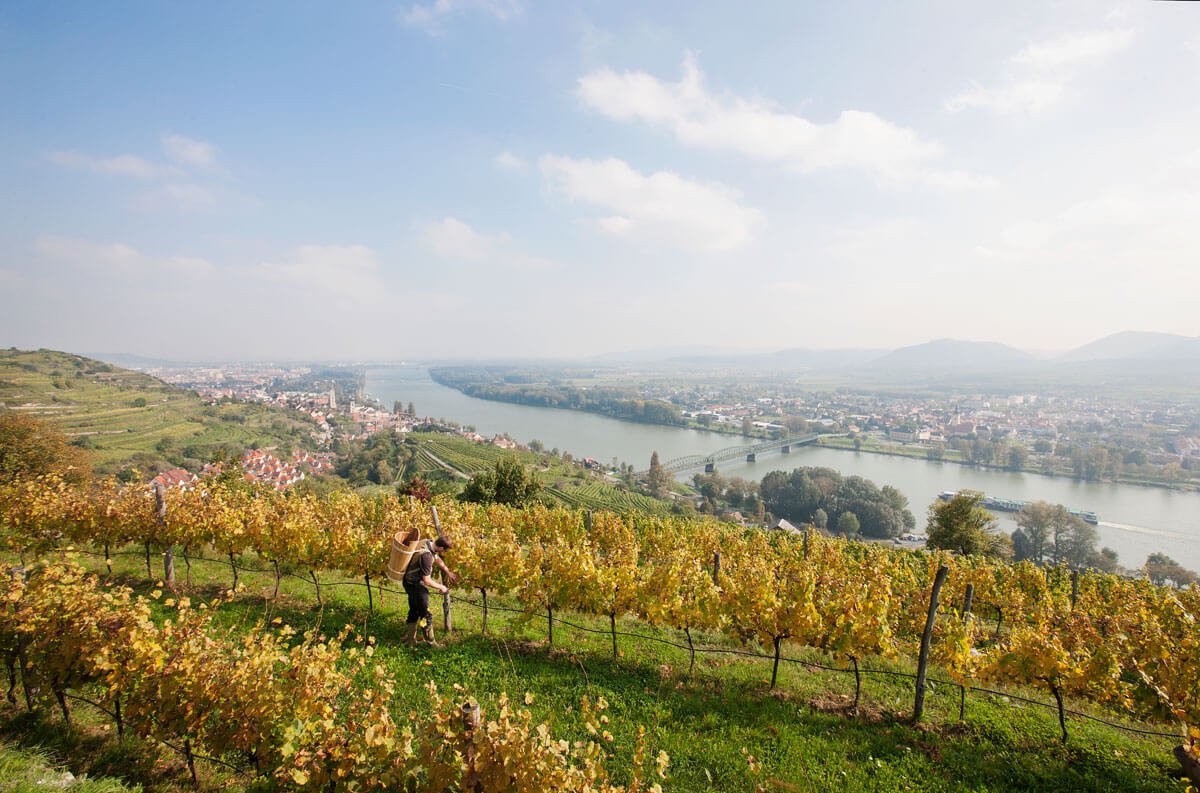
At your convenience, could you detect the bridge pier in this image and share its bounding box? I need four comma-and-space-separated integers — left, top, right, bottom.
781, 445, 790, 454
704, 462, 715, 473
746, 453, 756, 462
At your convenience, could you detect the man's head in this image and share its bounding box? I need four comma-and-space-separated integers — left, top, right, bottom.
434, 536, 453, 553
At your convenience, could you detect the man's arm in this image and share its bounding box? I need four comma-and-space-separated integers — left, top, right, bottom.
422, 573, 448, 594
434, 555, 459, 584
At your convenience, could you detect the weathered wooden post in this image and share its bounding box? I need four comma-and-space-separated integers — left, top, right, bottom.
913, 564, 949, 724
430, 505, 452, 633
712, 551, 721, 586
1070, 569, 1080, 610
153, 481, 174, 587
959, 583, 974, 721
462, 701, 482, 792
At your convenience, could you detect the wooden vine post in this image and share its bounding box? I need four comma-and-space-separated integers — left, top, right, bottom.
153, 481, 174, 587
432, 505, 451, 634
712, 551, 721, 586
461, 701, 482, 792
959, 583, 974, 722
913, 564, 949, 724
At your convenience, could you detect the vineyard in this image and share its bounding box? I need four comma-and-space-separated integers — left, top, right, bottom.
405, 433, 672, 515
1, 474, 1198, 791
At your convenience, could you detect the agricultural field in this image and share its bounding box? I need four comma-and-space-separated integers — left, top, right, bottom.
0, 349, 316, 474
0, 542, 1186, 793
404, 432, 674, 515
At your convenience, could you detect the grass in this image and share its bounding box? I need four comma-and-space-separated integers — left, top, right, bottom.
6, 543, 1185, 793
0, 349, 316, 474
0, 738, 146, 793
405, 432, 674, 516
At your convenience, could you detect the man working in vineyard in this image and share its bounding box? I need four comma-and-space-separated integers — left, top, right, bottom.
403, 535, 458, 646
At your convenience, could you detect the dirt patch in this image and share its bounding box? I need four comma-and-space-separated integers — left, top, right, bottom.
806, 692, 888, 723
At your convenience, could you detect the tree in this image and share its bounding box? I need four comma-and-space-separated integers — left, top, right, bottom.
926, 491, 1008, 558
692, 471, 726, 501
1007, 444, 1028, 471
372, 459, 394, 485
460, 456, 542, 506
407, 402, 416, 417
1014, 501, 1058, 564
0, 413, 92, 485
1145, 553, 1199, 587
812, 508, 828, 530
836, 511, 860, 538
741, 417, 754, 437
645, 451, 670, 498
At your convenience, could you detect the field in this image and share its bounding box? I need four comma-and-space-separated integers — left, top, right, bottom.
1, 544, 1185, 793
405, 432, 674, 515
0, 350, 316, 474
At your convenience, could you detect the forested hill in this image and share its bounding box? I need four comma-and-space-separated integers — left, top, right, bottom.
430, 366, 687, 426
0, 348, 315, 475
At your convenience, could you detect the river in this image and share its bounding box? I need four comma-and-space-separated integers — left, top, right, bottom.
365, 366, 1200, 571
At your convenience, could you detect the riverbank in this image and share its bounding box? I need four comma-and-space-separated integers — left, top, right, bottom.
427, 377, 1198, 494
815, 437, 1200, 495
366, 366, 1200, 570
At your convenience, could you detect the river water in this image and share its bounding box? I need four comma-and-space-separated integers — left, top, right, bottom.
366, 366, 1200, 571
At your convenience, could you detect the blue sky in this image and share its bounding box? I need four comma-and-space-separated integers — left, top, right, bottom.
2, 1, 1199, 360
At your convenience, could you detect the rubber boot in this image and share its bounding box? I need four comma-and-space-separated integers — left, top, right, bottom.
423, 621, 442, 648
403, 623, 420, 645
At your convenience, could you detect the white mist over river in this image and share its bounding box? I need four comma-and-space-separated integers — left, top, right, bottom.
365, 366, 1200, 571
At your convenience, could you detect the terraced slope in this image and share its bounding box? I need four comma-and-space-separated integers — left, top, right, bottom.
0, 349, 315, 474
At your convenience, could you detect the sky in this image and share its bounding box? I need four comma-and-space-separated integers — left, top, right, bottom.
2, 1, 1199, 361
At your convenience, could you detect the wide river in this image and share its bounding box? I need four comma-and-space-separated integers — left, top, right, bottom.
366, 366, 1200, 570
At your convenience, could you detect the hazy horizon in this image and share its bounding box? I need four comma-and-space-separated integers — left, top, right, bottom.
3, 2, 1200, 360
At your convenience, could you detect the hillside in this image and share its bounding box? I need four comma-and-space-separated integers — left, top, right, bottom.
1060, 331, 1200, 362
0, 490, 1187, 793
400, 431, 676, 515
0, 348, 316, 474
869, 339, 1034, 370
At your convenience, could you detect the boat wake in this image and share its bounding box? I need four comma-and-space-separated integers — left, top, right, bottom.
1099, 521, 1192, 540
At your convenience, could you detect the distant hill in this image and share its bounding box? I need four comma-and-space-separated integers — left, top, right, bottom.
869, 339, 1034, 370
83, 352, 198, 369
0, 349, 316, 475
1059, 331, 1200, 362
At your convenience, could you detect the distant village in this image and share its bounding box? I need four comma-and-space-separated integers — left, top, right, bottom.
672, 387, 1200, 475
145, 363, 519, 491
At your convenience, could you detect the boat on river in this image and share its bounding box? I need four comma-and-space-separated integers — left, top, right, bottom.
938, 491, 1099, 525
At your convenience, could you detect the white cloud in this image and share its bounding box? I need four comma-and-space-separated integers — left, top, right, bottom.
539, 154, 763, 251
136, 183, 219, 212
420, 217, 558, 269
34, 236, 214, 277
946, 27, 1133, 115
423, 217, 494, 261
944, 81, 1064, 116
45, 150, 169, 180
400, 0, 522, 34
256, 245, 387, 304
576, 54, 976, 187
161, 134, 218, 168
1009, 28, 1135, 71
494, 151, 527, 171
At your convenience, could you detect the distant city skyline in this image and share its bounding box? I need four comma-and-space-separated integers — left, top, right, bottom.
3, 1, 1199, 360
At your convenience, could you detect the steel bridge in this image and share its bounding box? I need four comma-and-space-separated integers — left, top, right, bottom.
644, 433, 841, 475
